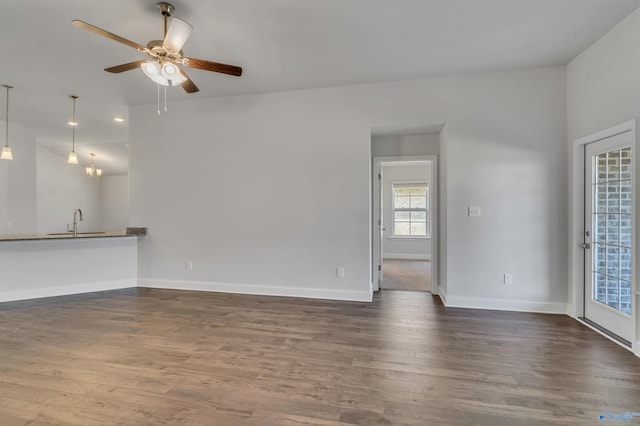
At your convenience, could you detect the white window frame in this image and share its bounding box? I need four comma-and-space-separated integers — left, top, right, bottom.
391, 181, 430, 239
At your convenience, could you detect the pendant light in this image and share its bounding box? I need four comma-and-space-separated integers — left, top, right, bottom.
1, 85, 14, 161
67, 95, 79, 164
85, 153, 102, 178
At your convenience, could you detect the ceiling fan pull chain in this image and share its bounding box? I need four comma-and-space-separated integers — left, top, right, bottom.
157, 83, 161, 116
164, 86, 168, 113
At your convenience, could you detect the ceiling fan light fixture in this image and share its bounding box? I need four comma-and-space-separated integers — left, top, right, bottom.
161, 62, 186, 85
141, 60, 160, 75
163, 63, 178, 76
163, 17, 193, 52
141, 61, 168, 86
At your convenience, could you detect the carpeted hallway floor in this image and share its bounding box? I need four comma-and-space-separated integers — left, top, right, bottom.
381, 259, 432, 292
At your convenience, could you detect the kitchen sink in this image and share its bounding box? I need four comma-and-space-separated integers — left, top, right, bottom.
47, 231, 106, 236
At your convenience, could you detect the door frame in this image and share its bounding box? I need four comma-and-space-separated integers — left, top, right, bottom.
372, 155, 438, 293
569, 119, 638, 355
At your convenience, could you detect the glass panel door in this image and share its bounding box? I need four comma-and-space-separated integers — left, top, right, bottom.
584, 132, 634, 344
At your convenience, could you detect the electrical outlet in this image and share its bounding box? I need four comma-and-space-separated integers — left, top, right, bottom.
503, 273, 513, 285
468, 206, 481, 217
186, 260, 193, 270
337, 267, 345, 278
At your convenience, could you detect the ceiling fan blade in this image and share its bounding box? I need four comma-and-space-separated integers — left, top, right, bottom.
183, 58, 242, 77
181, 71, 199, 93
72, 20, 146, 52
164, 17, 193, 52
105, 60, 146, 73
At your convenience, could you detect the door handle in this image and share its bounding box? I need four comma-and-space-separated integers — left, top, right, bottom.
581, 243, 591, 249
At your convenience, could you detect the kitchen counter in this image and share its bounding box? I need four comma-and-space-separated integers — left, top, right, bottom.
0, 228, 146, 303
0, 227, 147, 242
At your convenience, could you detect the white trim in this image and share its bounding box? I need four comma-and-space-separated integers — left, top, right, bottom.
576, 318, 636, 354
0, 279, 136, 303
139, 279, 373, 302
387, 236, 429, 240
575, 121, 634, 145
437, 285, 447, 305
569, 119, 637, 354
441, 294, 567, 314
384, 253, 431, 261
371, 155, 438, 293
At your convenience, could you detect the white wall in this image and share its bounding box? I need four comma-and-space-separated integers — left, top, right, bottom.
372, 133, 439, 157
101, 175, 129, 230
0, 122, 37, 234
380, 163, 431, 259
36, 147, 102, 234
130, 66, 567, 309
567, 7, 640, 353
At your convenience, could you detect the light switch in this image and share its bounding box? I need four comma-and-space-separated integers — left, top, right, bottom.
468, 206, 481, 217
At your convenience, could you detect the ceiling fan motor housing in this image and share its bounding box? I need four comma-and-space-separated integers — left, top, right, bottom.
146, 40, 184, 64
157, 2, 174, 16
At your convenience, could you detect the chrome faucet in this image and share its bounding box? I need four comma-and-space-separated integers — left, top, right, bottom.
72, 208, 84, 237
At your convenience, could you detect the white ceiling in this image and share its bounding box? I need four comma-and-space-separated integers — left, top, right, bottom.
1, 0, 640, 172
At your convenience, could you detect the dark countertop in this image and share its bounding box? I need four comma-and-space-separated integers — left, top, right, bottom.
0, 227, 147, 242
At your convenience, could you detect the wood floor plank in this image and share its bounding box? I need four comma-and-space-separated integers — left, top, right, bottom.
0, 288, 639, 425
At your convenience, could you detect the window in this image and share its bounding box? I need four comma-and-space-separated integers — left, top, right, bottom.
392, 182, 429, 237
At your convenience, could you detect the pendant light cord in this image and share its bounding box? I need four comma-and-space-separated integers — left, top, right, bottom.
4, 85, 9, 148
71, 97, 76, 151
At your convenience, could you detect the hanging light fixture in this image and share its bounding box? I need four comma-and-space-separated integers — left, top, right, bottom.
85, 153, 102, 178
142, 60, 188, 116
67, 95, 79, 164
141, 61, 187, 87
1, 85, 14, 161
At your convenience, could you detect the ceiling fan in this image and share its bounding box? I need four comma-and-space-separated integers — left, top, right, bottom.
72, 2, 242, 93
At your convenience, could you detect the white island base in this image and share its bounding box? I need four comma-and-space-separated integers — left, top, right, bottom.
0, 235, 139, 303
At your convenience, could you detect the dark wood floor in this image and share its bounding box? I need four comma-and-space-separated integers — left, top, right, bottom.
1, 288, 639, 425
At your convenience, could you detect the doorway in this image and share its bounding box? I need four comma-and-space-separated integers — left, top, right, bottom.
372, 157, 437, 293
583, 130, 635, 345
381, 258, 432, 291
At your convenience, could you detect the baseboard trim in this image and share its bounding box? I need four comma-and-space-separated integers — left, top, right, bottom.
0, 279, 136, 303
440, 294, 567, 314
138, 279, 373, 302
383, 254, 431, 261
437, 286, 447, 305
